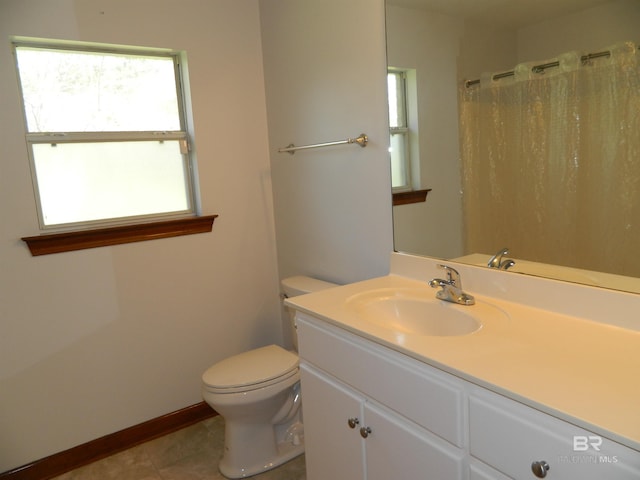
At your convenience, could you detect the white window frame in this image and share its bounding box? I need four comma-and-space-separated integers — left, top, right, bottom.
388, 68, 413, 192
13, 38, 198, 231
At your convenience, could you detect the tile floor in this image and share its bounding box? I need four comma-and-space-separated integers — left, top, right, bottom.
52, 416, 306, 480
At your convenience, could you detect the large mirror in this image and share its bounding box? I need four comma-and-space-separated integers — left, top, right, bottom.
386, 0, 640, 293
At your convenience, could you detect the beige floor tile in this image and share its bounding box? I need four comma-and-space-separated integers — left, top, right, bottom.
156, 450, 224, 480
142, 417, 223, 470
252, 455, 307, 480
52, 416, 305, 480
52, 444, 160, 480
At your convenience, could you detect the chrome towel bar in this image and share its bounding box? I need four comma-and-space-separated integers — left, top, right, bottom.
278, 133, 368, 154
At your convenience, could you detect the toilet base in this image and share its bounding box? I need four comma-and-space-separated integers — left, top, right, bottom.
219, 421, 305, 479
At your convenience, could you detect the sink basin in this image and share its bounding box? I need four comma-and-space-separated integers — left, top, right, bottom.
345, 288, 502, 337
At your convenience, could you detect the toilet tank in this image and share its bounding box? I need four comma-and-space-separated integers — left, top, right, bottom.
281, 275, 337, 350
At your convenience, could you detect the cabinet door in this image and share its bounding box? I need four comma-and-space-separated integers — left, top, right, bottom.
300, 363, 365, 480
364, 401, 464, 480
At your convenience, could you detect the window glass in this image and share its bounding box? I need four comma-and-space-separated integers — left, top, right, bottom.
389, 133, 408, 189
387, 72, 407, 129
16, 47, 180, 132
32, 141, 190, 225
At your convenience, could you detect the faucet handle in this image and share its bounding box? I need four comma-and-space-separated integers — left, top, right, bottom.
431, 264, 475, 306
437, 264, 461, 286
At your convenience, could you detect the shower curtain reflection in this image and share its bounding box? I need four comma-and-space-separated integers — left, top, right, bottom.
460, 42, 640, 278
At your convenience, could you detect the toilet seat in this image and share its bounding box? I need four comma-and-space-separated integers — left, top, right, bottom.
202, 345, 298, 394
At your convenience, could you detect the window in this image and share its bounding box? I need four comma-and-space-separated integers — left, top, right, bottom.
14, 39, 197, 230
387, 69, 411, 191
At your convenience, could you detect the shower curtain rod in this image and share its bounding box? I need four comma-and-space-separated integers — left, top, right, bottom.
465, 45, 639, 88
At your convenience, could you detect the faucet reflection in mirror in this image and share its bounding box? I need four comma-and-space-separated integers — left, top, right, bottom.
487, 247, 515, 270
460, 42, 640, 279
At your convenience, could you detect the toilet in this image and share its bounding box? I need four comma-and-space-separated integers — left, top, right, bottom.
201, 276, 337, 479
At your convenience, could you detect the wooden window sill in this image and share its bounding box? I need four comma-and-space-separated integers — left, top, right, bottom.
392, 189, 431, 206
21, 215, 218, 256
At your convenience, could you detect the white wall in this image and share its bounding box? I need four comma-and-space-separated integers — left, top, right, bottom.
518, 0, 640, 61
0, 0, 282, 472
259, 0, 393, 286
386, 5, 466, 259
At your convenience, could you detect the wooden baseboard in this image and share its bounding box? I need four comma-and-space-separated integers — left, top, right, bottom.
0, 402, 217, 480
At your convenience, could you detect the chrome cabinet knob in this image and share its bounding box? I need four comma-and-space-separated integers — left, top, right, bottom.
347, 417, 359, 429
359, 426, 372, 438
531, 460, 550, 478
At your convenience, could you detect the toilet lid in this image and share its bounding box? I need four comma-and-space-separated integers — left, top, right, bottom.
202, 345, 298, 390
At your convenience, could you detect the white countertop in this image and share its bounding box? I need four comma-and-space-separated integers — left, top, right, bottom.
286, 272, 640, 451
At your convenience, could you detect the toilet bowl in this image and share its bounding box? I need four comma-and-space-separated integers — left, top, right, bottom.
201, 276, 337, 479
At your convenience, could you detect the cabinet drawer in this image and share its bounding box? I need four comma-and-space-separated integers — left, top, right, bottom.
469, 460, 510, 480
470, 389, 640, 479
297, 313, 465, 447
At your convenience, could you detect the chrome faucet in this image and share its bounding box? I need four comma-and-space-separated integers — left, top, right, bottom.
488, 247, 515, 270
429, 264, 475, 306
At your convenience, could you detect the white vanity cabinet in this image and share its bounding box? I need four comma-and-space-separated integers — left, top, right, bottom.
296, 311, 640, 480
300, 364, 464, 480
297, 313, 465, 480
